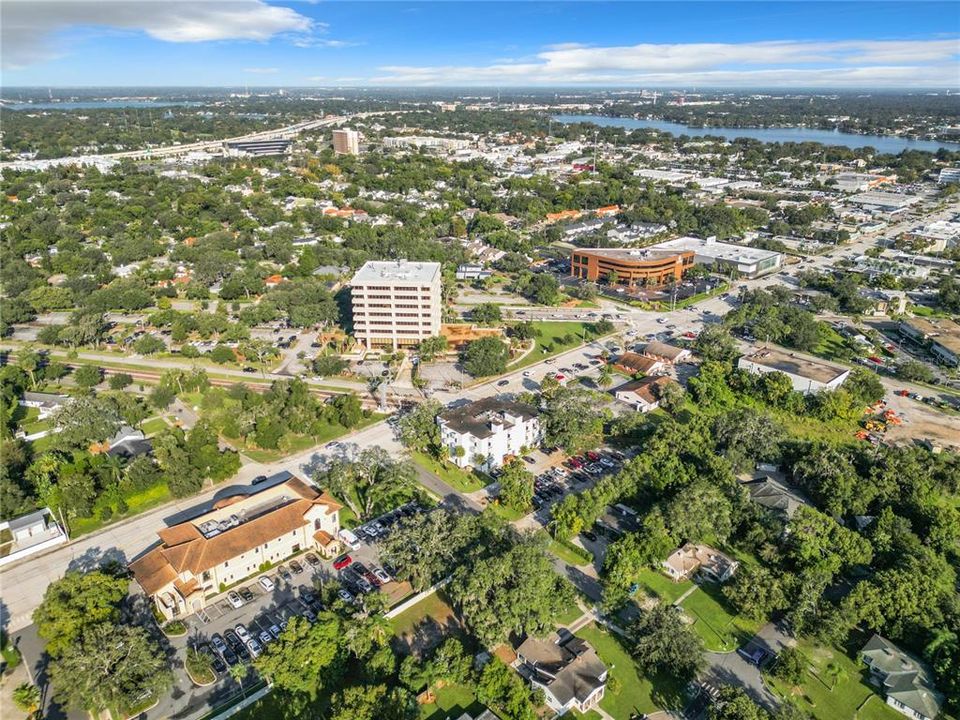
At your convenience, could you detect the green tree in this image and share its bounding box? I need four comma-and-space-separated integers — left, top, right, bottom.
396, 400, 443, 455
462, 336, 509, 377
380, 510, 482, 592
498, 458, 534, 512
254, 615, 343, 699
476, 656, 538, 720
329, 684, 417, 720
628, 602, 705, 681
723, 565, 789, 622
33, 569, 129, 657
694, 325, 739, 363
133, 335, 165, 355
773, 646, 807, 686
710, 686, 770, 720
72, 364, 102, 389
12, 682, 41, 718
541, 386, 607, 454
417, 335, 449, 362
108, 372, 134, 391
472, 302, 503, 326
49, 623, 173, 714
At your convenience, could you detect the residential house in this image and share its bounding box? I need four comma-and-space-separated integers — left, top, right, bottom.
741, 476, 810, 519
19, 391, 69, 419
456, 264, 493, 281
861, 634, 944, 720
643, 340, 691, 364
130, 473, 341, 620
614, 376, 678, 413
516, 632, 608, 716
612, 352, 665, 377
662, 543, 739, 583
437, 398, 541, 473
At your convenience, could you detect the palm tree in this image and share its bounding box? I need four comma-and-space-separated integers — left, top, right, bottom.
824, 661, 847, 691
229, 663, 247, 699
12, 682, 41, 718
597, 363, 613, 388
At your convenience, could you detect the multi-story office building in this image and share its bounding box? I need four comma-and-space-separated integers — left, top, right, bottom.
332, 129, 360, 155
350, 260, 442, 349
223, 139, 292, 157
438, 398, 541, 473
130, 472, 342, 620
570, 247, 694, 285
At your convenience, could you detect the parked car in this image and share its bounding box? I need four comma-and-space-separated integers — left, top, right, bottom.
234, 624, 251, 643
258, 630, 272, 646
258, 576, 275, 592
338, 529, 361, 549
227, 591, 244, 609
355, 576, 374, 593
252, 475, 269, 485
269, 624, 283, 640
373, 567, 391, 584
289, 560, 304, 575
304, 553, 321, 568
585, 450, 600, 462
277, 565, 293, 581
582, 530, 598, 542
497, 379, 509, 387
211, 634, 228, 654
246, 638, 263, 658
333, 554, 353, 570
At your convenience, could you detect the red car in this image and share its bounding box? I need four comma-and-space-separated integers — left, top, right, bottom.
567, 457, 583, 469
585, 451, 600, 462
333, 554, 353, 570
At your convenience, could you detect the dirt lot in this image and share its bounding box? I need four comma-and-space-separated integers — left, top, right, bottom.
882, 392, 960, 451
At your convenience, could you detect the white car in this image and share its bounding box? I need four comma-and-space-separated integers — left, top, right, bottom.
338, 588, 355, 603
258, 576, 275, 592
234, 624, 251, 642
226, 591, 243, 609
246, 638, 262, 658
373, 567, 391, 584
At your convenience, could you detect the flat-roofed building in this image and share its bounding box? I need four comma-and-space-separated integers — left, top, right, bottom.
899, 317, 960, 367
847, 191, 921, 214
350, 260, 442, 349
738, 347, 850, 394
438, 397, 541, 473
332, 129, 360, 155
223, 139, 292, 157
645, 236, 782, 278
570, 247, 694, 286
130, 472, 341, 620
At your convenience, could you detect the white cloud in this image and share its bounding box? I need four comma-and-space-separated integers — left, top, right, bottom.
243, 67, 279, 74
2, 0, 315, 69
370, 37, 960, 87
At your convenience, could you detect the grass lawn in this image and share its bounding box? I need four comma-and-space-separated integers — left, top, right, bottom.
391, 590, 459, 642
508, 321, 608, 371
575, 623, 687, 719
22, 417, 53, 435
765, 638, 904, 720
141, 417, 169, 436
678, 583, 761, 652
486, 499, 526, 521
71, 481, 172, 537
548, 536, 593, 567
553, 597, 587, 628
410, 450, 486, 493
239, 414, 386, 463
419, 682, 485, 720
813, 326, 853, 361
28, 433, 56, 453
635, 568, 694, 604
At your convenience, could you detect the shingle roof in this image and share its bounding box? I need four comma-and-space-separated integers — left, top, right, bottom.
438, 398, 538, 439
643, 341, 687, 362
614, 352, 661, 375
517, 633, 607, 707
616, 376, 676, 405
862, 634, 944, 720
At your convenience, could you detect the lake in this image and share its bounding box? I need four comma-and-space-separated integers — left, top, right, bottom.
7, 100, 202, 111
553, 114, 958, 154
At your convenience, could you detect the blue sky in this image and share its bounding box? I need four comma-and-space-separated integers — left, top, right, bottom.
3, 1, 959, 87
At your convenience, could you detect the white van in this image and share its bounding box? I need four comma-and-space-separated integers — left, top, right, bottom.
339, 528, 361, 550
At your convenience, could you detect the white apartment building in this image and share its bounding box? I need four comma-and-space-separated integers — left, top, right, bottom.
332, 129, 360, 155
130, 473, 342, 620
350, 260, 442, 349
437, 398, 541, 473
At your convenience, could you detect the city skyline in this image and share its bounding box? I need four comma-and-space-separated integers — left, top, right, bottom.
2, 1, 958, 88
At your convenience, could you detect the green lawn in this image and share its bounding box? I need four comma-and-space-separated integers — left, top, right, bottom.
239, 414, 386, 463
554, 597, 587, 628
575, 623, 687, 719
813, 326, 853, 361
765, 638, 905, 720
548, 536, 593, 567
391, 590, 459, 642
635, 568, 694, 604
70, 481, 172, 537
678, 584, 761, 652
486, 500, 526, 522
410, 450, 486, 493
141, 417, 169, 436
419, 682, 486, 720
508, 321, 609, 371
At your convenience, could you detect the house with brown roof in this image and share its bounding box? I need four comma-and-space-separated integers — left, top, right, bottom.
130, 472, 341, 620
612, 352, 665, 377
642, 340, 691, 364
662, 543, 738, 583
614, 376, 679, 413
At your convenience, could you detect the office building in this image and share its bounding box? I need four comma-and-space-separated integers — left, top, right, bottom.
332, 129, 360, 155
738, 347, 850, 394
846, 191, 921, 214
350, 260, 442, 349
644, 236, 782, 279
223, 139, 292, 157
614, 376, 678, 413
899, 317, 960, 367
937, 168, 960, 184
130, 473, 342, 620
570, 248, 694, 285
437, 398, 541, 473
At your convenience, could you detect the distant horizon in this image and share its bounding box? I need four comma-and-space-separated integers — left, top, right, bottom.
4, 85, 959, 93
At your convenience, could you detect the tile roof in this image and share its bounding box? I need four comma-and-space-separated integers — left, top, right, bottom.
616, 376, 676, 405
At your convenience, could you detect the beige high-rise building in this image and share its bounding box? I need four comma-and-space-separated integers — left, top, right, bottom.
332, 128, 360, 155
350, 260, 442, 349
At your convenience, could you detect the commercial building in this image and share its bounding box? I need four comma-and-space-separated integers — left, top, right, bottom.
437, 398, 541, 473
130, 473, 342, 620
645, 236, 782, 278
937, 168, 960, 184
738, 347, 850, 394
516, 633, 608, 716
898, 317, 960, 367
332, 129, 360, 156
383, 136, 471, 151
642, 340, 691, 364
846, 191, 921, 214
821, 172, 895, 193
662, 543, 738, 583
612, 352, 665, 377
570, 247, 694, 286
223, 139, 292, 157
350, 260, 442, 349
455, 264, 493, 281
861, 634, 944, 720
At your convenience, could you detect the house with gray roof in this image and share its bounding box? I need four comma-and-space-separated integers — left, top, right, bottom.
861, 634, 944, 720
741, 476, 811, 519
516, 632, 608, 716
